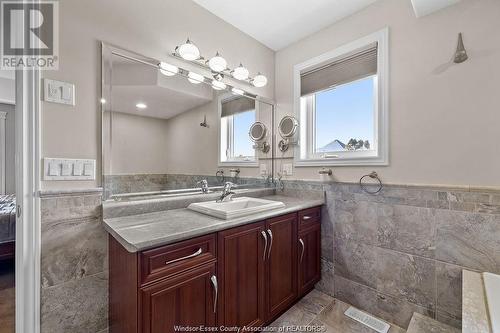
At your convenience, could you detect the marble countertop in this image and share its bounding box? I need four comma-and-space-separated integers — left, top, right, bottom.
103, 194, 324, 253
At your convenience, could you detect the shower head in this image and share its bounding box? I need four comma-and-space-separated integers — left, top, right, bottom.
454, 33, 468, 64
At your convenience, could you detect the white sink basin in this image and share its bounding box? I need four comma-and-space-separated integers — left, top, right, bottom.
188, 197, 285, 220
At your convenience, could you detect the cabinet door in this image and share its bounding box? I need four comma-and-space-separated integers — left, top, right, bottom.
140, 263, 217, 333
298, 224, 321, 296
266, 213, 298, 320
218, 221, 266, 328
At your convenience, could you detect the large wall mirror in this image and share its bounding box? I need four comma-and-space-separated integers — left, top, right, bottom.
101, 43, 274, 201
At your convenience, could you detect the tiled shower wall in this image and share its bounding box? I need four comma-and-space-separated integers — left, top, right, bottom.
289, 181, 500, 329
40, 191, 108, 333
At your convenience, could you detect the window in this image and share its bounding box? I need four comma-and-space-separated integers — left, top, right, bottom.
294, 28, 388, 166
219, 95, 257, 165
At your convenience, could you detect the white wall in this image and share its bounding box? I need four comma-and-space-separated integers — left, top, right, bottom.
274, 0, 500, 187
107, 112, 170, 174
41, 0, 275, 190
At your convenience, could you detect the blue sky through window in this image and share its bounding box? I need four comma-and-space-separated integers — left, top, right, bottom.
233, 110, 255, 158
315, 76, 375, 152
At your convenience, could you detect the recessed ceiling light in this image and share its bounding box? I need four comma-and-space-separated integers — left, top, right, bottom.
232, 63, 249, 81
136, 103, 147, 109
212, 79, 226, 90
178, 39, 200, 61
188, 72, 204, 84
231, 88, 244, 95
159, 62, 179, 76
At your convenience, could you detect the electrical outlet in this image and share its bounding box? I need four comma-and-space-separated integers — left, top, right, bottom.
282, 163, 293, 176
260, 164, 267, 175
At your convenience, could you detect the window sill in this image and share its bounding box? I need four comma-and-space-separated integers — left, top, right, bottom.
294, 155, 388, 167
218, 161, 259, 168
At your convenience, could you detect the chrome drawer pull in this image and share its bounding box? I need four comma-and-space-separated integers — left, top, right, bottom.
165, 247, 202, 265
261, 231, 268, 261
299, 238, 305, 263
267, 229, 273, 260
210, 275, 218, 313
302, 216, 312, 221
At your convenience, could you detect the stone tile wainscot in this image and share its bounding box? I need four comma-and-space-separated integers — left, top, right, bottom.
281, 180, 500, 330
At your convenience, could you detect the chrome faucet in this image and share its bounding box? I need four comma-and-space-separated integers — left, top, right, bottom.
197, 179, 209, 194
217, 182, 236, 202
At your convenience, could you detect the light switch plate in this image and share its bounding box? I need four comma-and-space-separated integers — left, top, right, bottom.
43, 79, 75, 105
44, 158, 95, 180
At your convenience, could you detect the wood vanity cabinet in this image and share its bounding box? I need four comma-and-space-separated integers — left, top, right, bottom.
266, 213, 298, 320
298, 207, 322, 297
109, 206, 321, 333
217, 221, 267, 327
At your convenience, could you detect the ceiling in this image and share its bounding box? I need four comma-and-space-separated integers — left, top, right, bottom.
192, 0, 461, 51
192, 0, 378, 51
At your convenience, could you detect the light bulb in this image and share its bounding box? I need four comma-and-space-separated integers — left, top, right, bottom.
136, 103, 147, 109
100, 98, 106, 104
231, 88, 244, 95
252, 73, 268, 87
232, 63, 249, 80
212, 79, 226, 90
188, 72, 204, 84
208, 52, 227, 72
159, 62, 179, 76
178, 39, 200, 61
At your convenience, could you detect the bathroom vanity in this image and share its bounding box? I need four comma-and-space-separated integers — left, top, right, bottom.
105, 197, 322, 333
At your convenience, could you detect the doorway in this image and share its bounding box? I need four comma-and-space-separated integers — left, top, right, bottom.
0, 70, 16, 333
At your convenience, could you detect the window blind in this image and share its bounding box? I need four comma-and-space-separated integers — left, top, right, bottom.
300, 44, 378, 96
221, 96, 255, 117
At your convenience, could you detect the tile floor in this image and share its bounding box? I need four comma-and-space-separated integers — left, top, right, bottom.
0, 260, 14, 333
270, 289, 406, 333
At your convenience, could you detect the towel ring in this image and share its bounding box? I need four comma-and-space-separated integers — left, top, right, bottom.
359, 171, 383, 194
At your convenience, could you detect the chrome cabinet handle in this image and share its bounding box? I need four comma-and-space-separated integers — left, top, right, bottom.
165, 247, 202, 265
210, 275, 218, 313
299, 238, 305, 263
261, 231, 268, 261
267, 229, 273, 260
302, 216, 312, 221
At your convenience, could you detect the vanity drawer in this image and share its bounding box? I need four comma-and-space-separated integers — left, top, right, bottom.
140, 233, 216, 285
298, 207, 321, 230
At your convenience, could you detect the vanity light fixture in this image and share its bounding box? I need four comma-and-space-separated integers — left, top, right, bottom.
232, 63, 249, 81
176, 39, 200, 61
208, 52, 227, 72
252, 73, 268, 88
172, 39, 267, 88
136, 102, 147, 109
212, 79, 226, 90
187, 72, 205, 84
159, 62, 179, 76
231, 88, 244, 95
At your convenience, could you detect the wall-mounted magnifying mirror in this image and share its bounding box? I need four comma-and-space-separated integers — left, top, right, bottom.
278, 115, 299, 152
249, 121, 270, 153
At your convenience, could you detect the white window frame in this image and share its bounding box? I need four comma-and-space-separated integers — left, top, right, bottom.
217, 93, 258, 167
293, 27, 389, 166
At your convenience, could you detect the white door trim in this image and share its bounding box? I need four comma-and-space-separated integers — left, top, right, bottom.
15, 65, 41, 333
14, 0, 42, 331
